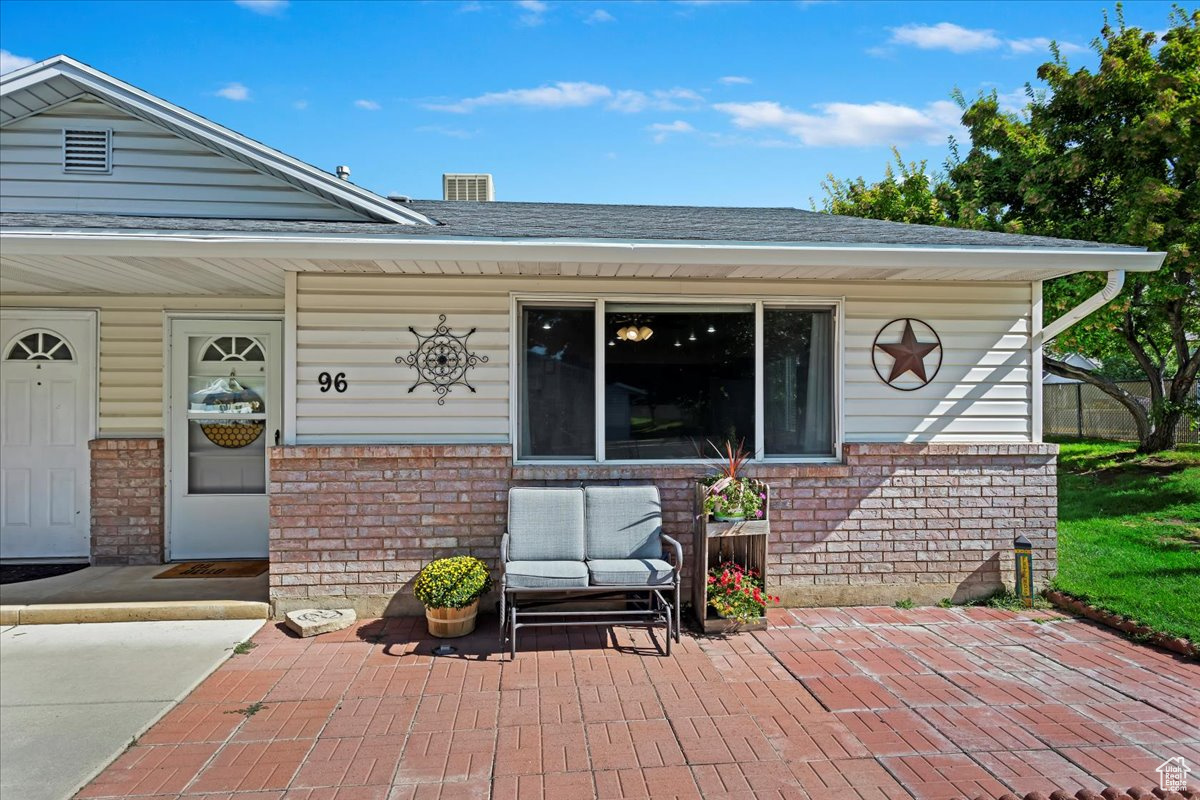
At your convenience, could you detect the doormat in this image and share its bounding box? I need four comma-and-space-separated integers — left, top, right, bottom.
155, 561, 268, 579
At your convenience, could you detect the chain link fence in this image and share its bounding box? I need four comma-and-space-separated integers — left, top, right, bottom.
1044, 380, 1199, 444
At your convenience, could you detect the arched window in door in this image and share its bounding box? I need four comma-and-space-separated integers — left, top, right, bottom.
5, 330, 75, 362
200, 335, 265, 363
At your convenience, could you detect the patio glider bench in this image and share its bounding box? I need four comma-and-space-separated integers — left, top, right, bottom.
499, 486, 683, 656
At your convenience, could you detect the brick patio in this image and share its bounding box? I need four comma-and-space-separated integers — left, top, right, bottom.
78, 607, 1198, 800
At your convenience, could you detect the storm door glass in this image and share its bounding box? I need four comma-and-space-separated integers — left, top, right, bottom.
186, 335, 268, 494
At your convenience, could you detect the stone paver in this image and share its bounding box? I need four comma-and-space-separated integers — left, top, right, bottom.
75, 608, 1200, 799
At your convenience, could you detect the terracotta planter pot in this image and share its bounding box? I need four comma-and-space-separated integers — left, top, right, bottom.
425, 599, 479, 638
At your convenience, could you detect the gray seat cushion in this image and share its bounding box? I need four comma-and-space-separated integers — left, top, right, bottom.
507, 487, 585, 561
584, 486, 663, 560
505, 560, 590, 589
587, 558, 674, 586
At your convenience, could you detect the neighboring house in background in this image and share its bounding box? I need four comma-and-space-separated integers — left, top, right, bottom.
1042, 352, 1101, 384
0, 56, 1165, 614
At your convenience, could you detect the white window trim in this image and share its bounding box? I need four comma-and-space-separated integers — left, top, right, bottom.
509, 292, 845, 466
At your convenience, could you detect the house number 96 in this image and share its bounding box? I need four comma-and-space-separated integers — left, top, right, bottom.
318, 372, 348, 393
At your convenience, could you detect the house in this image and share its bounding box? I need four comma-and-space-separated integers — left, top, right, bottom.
0, 56, 1165, 616
1042, 352, 1100, 384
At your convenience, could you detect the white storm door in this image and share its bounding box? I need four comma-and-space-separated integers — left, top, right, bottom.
0, 312, 95, 560
168, 319, 280, 560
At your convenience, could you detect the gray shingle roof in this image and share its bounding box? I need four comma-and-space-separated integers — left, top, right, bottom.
0, 203, 1142, 251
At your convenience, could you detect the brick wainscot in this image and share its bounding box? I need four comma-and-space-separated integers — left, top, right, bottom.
267, 443, 1058, 618
90, 438, 165, 565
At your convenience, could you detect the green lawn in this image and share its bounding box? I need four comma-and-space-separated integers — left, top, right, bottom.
1051, 438, 1200, 642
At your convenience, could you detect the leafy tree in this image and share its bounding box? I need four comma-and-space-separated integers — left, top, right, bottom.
822, 6, 1199, 452
817, 148, 957, 226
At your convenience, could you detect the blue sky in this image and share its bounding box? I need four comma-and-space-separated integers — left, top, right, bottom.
0, 0, 1178, 207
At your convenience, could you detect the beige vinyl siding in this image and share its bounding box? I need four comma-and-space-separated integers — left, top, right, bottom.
2, 295, 283, 435
297, 275, 509, 441
0, 95, 361, 220
296, 273, 1033, 445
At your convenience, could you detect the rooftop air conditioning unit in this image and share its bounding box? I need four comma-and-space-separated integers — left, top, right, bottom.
443, 173, 494, 202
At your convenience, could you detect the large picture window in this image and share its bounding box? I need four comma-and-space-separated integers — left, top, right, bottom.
516, 299, 837, 462
605, 304, 754, 460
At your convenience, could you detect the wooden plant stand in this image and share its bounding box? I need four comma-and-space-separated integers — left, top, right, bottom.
692, 482, 770, 633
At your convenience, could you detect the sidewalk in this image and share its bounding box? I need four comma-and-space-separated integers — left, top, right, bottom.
75, 606, 1199, 800
0, 619, 264, 800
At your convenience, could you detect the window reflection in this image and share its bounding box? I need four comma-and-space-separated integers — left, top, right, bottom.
605, 306, 754, 460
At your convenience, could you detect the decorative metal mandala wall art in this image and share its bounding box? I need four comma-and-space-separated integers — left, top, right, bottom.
397, 315, 489, 404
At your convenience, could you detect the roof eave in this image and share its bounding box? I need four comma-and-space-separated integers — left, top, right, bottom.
0, 228, 1166, 276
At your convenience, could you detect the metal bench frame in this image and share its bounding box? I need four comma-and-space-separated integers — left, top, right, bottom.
499, 531, 683, 658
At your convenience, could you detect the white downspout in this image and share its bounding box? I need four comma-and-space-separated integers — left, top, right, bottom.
1035, 269, 1125, 347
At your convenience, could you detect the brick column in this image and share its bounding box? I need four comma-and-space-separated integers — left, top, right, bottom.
89, 438, 165, 565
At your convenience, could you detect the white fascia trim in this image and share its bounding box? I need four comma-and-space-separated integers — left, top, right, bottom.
1, 56, 431, 227
0, 229, 1169, 274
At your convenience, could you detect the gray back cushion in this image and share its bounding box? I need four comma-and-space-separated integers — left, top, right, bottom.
508, 487, 585, 561
585, 486, 663, 560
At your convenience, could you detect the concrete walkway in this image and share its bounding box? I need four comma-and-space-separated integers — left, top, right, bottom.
0, 619, 264, 800
74, 607, 1199, 800
0, 566, 269, 624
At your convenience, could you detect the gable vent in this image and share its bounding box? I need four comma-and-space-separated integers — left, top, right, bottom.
63, 129, 112, 174
443, 173, 494, 202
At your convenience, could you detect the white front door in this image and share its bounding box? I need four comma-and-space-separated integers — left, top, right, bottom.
0, 311, 95, 560
168, 319, 280, 560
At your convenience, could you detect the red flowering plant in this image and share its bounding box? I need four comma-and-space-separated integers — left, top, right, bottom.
706, 560, 780, 623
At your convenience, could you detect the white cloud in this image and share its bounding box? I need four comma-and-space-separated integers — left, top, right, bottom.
1007, 36, 1086, 55
608, 87, 703, 113
0, 50, 35, 74
517, 0, 548, 26
427, 81, 613, 113
428, 81, 704, 115
995, 88, 1030, 113
459, 1, 483, 10
719, 75, 752, 85
713, 99, 963, 147
216, 82, 251, 101
586, 8, 615, 24
884, 22, 1087, 58
354, 99, 381, 110
1006, 37, 1050, 54
234, 0, 287, 15
416, 125, 478, 140
993, 85, 1053, 114
889, 22, 1001, 54
648, 120, 694, 143
293, 99, 309, 110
